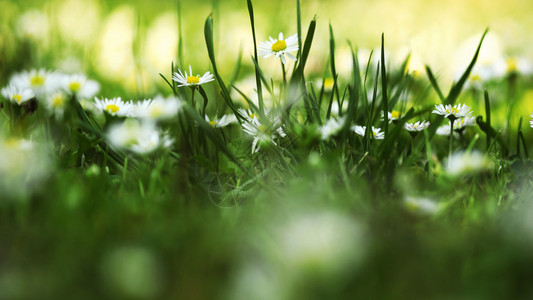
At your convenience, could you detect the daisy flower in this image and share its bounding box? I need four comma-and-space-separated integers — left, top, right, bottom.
44, 91, 68, 117
132, 96, 181, 121
0, 137, 50, 200
238, 108, 261, 123
494, 56, 533, 76
205, 115, 233, 128
404, 196, 441, 216
404, 121, 430, 132
445, 150, 490, 176
9, 69, 58, 96
1, 84, 35, 105
436, 124, 459, 138
61, 73, 100, 99
382, 110, 402, 123
319, 117, 345, 140
351, 125, 384, 140
453, 116, 476, 130
94, 97, 134, 117
258, 32, 299, 65
530, 113, 533, 128
106, 120, 173, 155
172, 65, 215, 88
436, 117, 476, 136
242, 118, 286, 154
432, 103, 472, 119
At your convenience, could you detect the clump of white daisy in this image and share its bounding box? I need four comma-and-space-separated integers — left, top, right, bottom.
258, 32, 299, 65
382, 110, 403, 123
0, 137, 50, 200
172, 65, 215, 88
493, 56, 533, 77
205, 115, 233, 128
404, 121, 430, 132
276, 211, 366, 276
44, 91, 68, 117
132, 96, 181, 121
445, 150, 490, 176
453, 116, 477, 131
436, 117, 476, 137
1, 84, 35, 105
60, 73, 100, 99
319, 117, 345, 140
9, 69, 58, 96
106, 120, 173, 155
242, 116, 286, 154
238, 108, 261, 123
351, 125, 384, 140
94, 97, 134, 117
404, 196, 441, 216
432, 103, 472, 120
330, 101, 349, 116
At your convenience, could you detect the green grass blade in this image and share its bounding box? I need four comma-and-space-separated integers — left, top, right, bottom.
425, 66, 446, 103
329, 23, 340, 108
246, 0, 265, 114
380, 33, 389, 134
204, 14, 245, 121
292, 0, 303, 74
445, 29, 488, 105
183, 103, 246, 173
484, 90, 491, 151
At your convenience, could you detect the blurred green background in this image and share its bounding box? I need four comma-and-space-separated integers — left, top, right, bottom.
1, 0, 533, 95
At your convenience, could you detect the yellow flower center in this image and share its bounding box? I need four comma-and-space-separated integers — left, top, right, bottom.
470, 74, 481, 82
69, 82, 82, 92
324, 78, 335, 90
271, 40, 287, 52
372, 131, 377, 136
445, 107, 459, 114
506, 58, 517, 73
249, 113, 257, 119
391, 111, 401, 119
149, 107, 163, 118
258, 125, 266, 132
52, 94, 66, 108
210, 120, 218, 126
186, 76, 200, 84
105, 104, 120, 113
30, 75, 45, 86
12, 94, 22, 103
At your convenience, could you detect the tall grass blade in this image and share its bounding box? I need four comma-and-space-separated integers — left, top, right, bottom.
381, 33, 389, 134
246, 0, 265, 114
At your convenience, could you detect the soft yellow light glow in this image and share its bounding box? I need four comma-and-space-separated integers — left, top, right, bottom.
95, 6, 136, 88
144, 13, 178, 75
56, 0, 101, 44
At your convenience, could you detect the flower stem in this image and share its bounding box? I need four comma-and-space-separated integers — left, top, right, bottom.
191, 88, 196, 112
449, 118, 455, 162
281, 60, 287, 98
